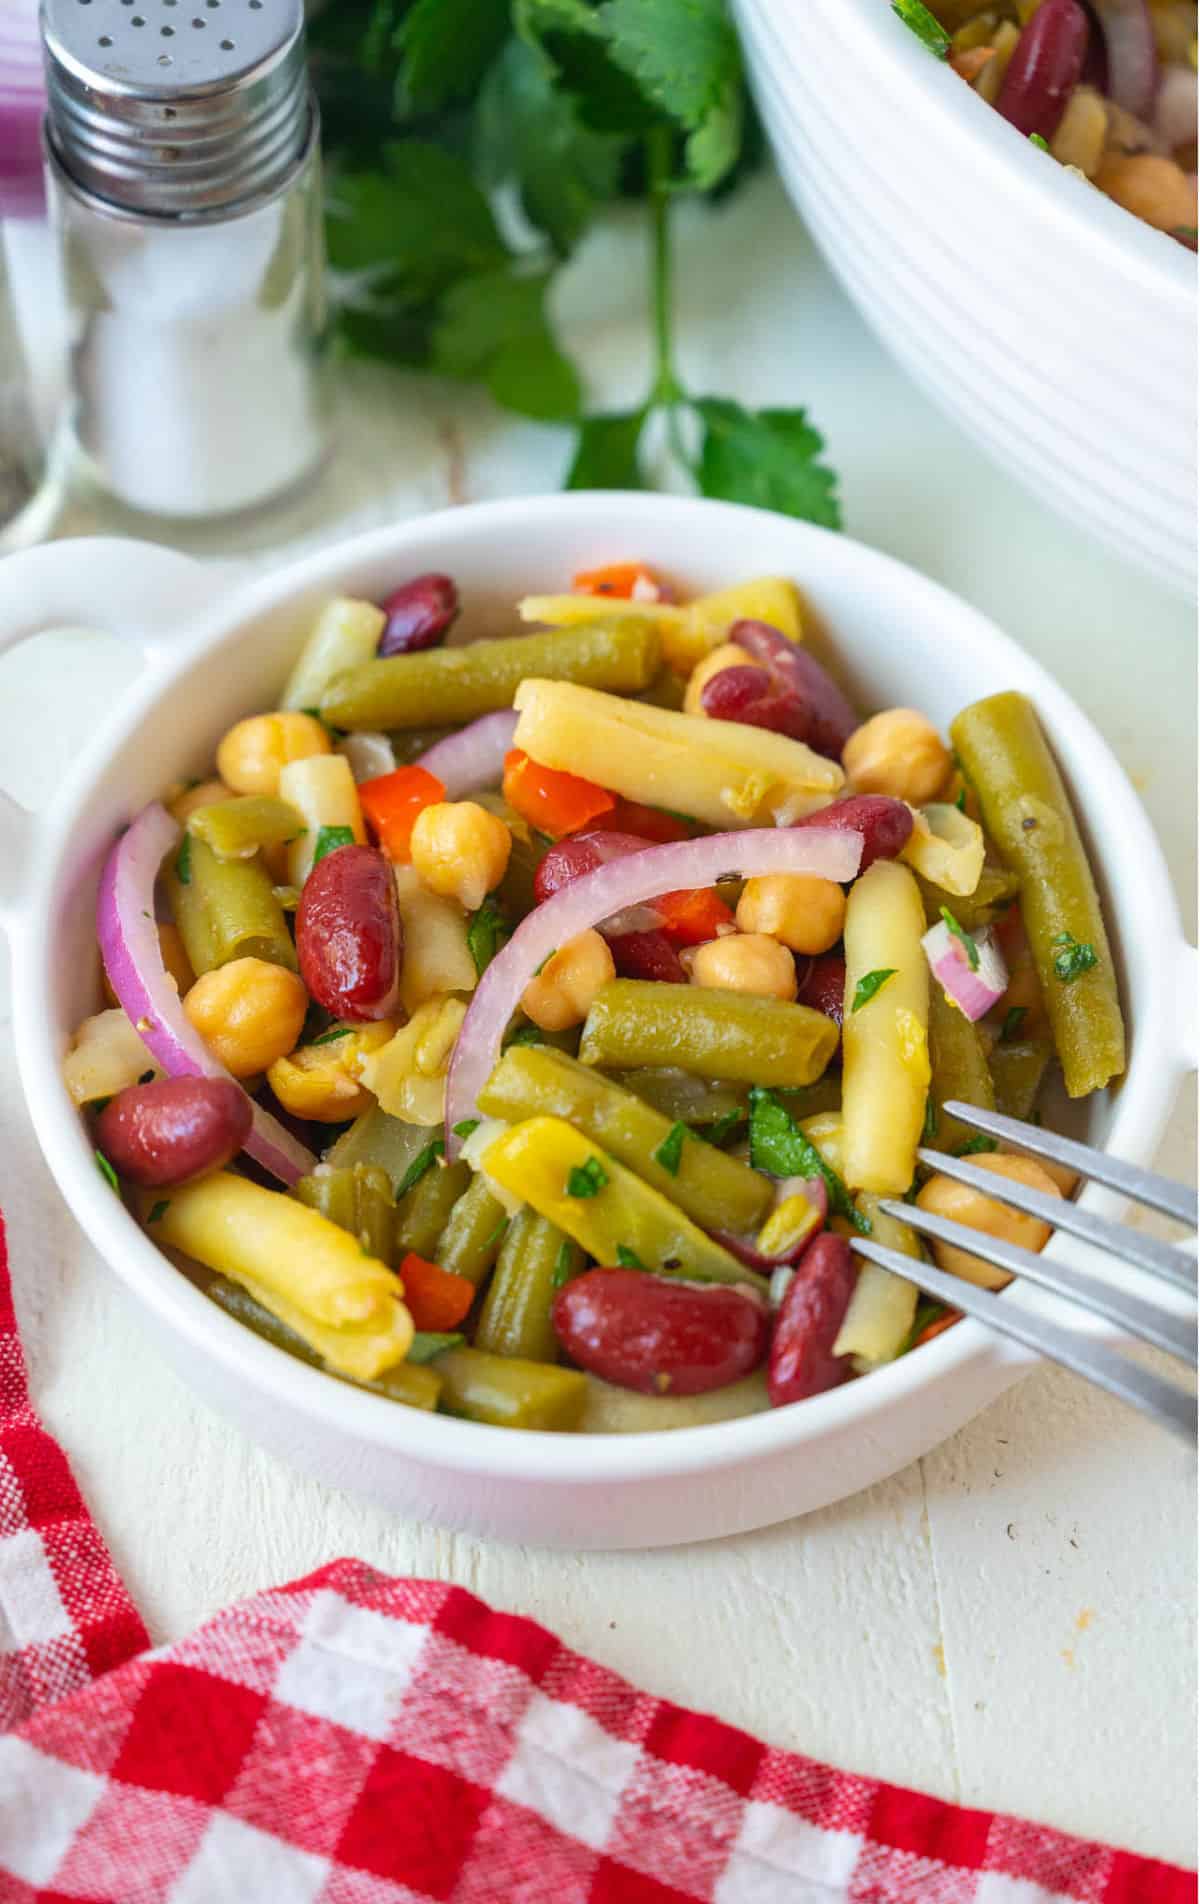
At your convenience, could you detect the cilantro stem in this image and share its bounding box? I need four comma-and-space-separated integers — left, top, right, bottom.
647, 129, 679, 410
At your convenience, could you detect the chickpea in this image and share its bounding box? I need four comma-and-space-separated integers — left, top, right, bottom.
1094, 153, 1197, 233
409, 801, 512, 913
736, 873, 846, 955
183, 957, 309, 1078
167, 778, 231, 826
683, 643, 764, 716
216, 712, 331, 798
267, 1021, 396, 1122
842, 708, 951, 807
916, 1152, 1063, 1289
691, 932, 798, 1001
521, 930, 615, 1032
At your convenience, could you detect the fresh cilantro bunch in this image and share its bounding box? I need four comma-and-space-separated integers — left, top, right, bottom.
308, 0, 841, 526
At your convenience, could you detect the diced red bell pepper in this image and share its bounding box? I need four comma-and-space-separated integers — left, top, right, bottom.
502, 749, 615, 838
606, 797, 693, 844
571, 561, 665, 601
358, 765, 445, 863
398, 1252, 474, 1332
654, 886, 736, 946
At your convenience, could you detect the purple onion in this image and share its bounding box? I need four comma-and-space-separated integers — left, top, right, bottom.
1090, 0, 1158, 119
995, 0, 1091, 141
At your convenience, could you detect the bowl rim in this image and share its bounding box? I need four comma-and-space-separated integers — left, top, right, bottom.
764, 0, 1196, 303
11, 492, 1192, 1486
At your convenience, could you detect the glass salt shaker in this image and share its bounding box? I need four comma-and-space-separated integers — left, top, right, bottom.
39, 0, 331, 549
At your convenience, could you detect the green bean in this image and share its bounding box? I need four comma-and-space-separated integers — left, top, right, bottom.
608, 1068, 750, 1127
777, 1077, 844, 1123
475, 1209, 580, 1362
326, 1109, 439, 1180
167, 836, 297, 974
579, 1370, 769, 1432
478, 1046, 771, 1235
924, 983, 996, 1154
434, 1174, 509, 1287
637, 666, 687, 711
951, 692, 1124, 1097
990, 1038, 1053, 1121
835, 1195, 921, 1368
432, 1345, 587, 1430
916, 862, 1021, 933
204, 1273, 441, 1410
322, 620, 660, 731
395, 1159, 471, 1258
579, 980, 838, 1089
187, 796, 305, 861
295, 1164, 396, 1266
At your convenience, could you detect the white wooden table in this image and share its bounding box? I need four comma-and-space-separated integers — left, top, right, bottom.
2, 173, 1195, 1867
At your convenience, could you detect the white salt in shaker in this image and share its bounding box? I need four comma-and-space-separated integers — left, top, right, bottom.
40, 0, 328, 526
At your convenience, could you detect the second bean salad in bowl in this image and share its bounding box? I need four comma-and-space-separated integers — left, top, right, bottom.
66, 555, 1128, 1438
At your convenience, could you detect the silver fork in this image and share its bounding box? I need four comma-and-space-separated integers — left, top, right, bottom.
850, 1101, 1198, 1444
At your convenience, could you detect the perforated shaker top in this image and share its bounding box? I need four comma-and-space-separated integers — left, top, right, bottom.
41, 0, 309, 215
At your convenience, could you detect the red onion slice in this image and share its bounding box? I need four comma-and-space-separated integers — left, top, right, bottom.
97, 803, 315, 1186
921, 919, 1008, 1023
444, 826, 863, 1155
1090, 0, 1158, 118
414, 711, 518, 799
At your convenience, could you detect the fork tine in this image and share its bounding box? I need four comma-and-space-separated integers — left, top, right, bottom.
916, 1147, 1197, 1293
941, 1102, 1198, 1227
852, 1238, 1198, 1443
882, 1200, 1197, 1366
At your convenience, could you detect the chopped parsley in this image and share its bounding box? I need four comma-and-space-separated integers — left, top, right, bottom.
406, 1331, 464, 1364
95, 1150, 120, 1194
955, 786, 967, 813
616, 1244, 645, 1269
1029, 132, 1050, 152
698, 1109, 746, 1148
1000, 1005, 1028, 1043
747, 1087, 869, 1233
531, 947, 555, 978
467, 897, 511, 977
175, 834, 192, 885
953, 1134, 999, 1157
311, 1025, 354, 1047
551, 1241, 576, 1289
91, 1096, 112, 1115
312, 825, 355, 867
1051, 932, 1098, 983
892, 0, 951, 58
566, 1156, 608, 1199
452, 1118, 481, 1140
654, 1121, 688, 1176
138, 1070, 155, 1085
940, 905, 980, 971
503, 1023, 544, 1049
851, 968, 898, 1014
147, 1199, 170, 1224
923, 1095, 939, 1142
396, 1138, 444, 1197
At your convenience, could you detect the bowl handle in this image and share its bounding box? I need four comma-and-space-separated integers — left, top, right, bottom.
0, 538, 227, 927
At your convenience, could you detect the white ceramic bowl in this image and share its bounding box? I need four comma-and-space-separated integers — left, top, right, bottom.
0, 495, 1193, 1547
733, 0, 1197, 597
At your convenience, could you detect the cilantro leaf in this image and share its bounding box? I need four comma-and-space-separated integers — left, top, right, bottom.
685, 77, 743, 190
311, 1025, 355, 1047
1028, 132, 1050, 152
1051, 932, 1098, 983
175, 834, 192, 885
953, 1135, 999, 1157
96, 1150, 120, 1194
467, 896, 511, 977
923, 1095, 938, 1142
851, 968, 898, 1014
551, 1240, 577, 1288
600, 0, 740, 131
503, 1023, 545, 1049
326, 143, 507, 295
693, 398, 842, 529
475, 38, 622, 255
748, 1086, 868, 1232
891, 0, 951, 59
566, 409, 648, 490
406, 1331, 465, 1364
566, 1156, 609, 1198
147, 1199, 170, 1224
313, 825, 356, 867
939, 905, 980, 971
396, 1139, 444, 1198
697, 1108, 745, 1147
1001, 1006, 1028, 1043
653, 1121, 688, 1176
432, 269, 581, 421
397, 0, 510, 111
453, 1118, 481, 1140
616, 1244, 645, 1268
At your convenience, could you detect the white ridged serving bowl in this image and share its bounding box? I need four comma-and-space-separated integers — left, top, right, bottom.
0, 496, 1194, 1547
734, 0, 1197, 597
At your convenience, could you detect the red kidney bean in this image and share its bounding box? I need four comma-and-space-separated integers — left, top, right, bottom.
995, 0, 1090, 137
296, 844, 403, 1021
793, 794, 912, 872
377, 573, 459, 656
533, 830, 649, 906
96, 1076, 251, 1188
554, 1269, 769, 1396
796, 951, 847, 1054
730, 620, 860, 760
699, 665, 812, 743
608, 928, 688, 984
767, 1233, 856, 1406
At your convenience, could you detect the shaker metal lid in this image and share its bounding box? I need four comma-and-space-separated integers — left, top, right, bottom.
41, 0, 309, 215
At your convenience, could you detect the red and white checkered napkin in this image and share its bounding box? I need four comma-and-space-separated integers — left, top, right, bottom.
0, 1216, 1194, 1904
